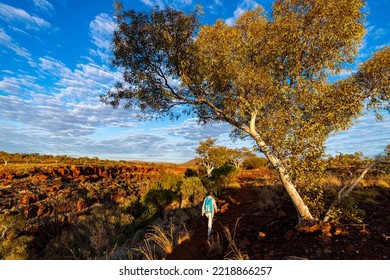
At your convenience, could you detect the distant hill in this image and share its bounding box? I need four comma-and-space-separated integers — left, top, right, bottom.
182, 158, 200, 166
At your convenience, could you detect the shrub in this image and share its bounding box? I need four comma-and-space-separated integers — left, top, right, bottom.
0, 213, 33, 260
141, 189, 175, 212
201, 164, 240, 195
242, 156, 268, 170
326, 196, 365, 224
151, 173, 184, 192
180, 177, 207, 207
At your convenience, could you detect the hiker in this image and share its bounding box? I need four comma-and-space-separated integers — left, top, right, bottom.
202, 191, 218, 239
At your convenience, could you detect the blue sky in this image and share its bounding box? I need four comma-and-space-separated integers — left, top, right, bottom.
0, 0, 389, 163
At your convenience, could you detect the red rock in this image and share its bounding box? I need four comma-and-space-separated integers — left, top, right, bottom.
24, 205, 38, 218
44, 184, 62, 192
37, 203, 52, 217
219, 203, 229, 214
70, 166, 81, 177
78, 175, 86, 183
18, 192, 38, 206
76, 198, 87, 212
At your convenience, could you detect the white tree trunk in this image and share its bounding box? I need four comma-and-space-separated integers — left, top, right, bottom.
242, 113, 314, 222
202, 162, 215, 177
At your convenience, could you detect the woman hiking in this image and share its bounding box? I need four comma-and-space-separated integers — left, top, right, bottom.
202, 191, 218, 240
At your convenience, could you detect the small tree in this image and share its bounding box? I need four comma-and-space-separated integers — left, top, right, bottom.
195, 137, 229, 177
228, 147, 255, 169
324, 146, 390, 222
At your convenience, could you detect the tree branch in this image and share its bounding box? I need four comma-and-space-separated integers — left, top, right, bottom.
323, 158, 390, 222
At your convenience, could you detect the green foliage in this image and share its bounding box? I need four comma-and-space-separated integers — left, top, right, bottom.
201, 164, 240, 195
325, 197, 365, 224
151, 173, 184, 192
242, 155, 268, 170
212, 164, 240, 188
0, 213, 33, 260
301, 186, 327, 219
141, 173, 183, 211
142, 189, 175, 212
180, 177, 207, 206
196, 137, 230, 177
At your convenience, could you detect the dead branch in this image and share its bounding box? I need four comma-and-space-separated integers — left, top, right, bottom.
323, 158, 389, 222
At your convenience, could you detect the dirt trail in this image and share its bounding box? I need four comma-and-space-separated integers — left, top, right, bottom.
168, 186, 259, 259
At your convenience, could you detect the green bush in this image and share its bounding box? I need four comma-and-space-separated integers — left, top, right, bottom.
141, 189, 175, 212
326, 196, 365, 224
0, 213, 33, 260
243, 156, 268, 170
180, 177, 207, 207
211, 164, 239, 189
151, 173, 184, 192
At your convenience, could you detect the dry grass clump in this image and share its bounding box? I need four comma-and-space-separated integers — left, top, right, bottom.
134, 239, 158, 260
360, 175, 390, 188
223, 218, 249, 260
146, 223, 175, 255
135, 220, 191, 260
254, 186, 279, 211
177, 223, 190, 245
321, 175, 343, 188
206, 233, 222, 257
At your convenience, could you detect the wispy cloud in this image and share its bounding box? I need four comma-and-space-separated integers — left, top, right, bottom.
326, 113, 390, 157
141, 0, 193, 9
0, 28, 32, 61
372, 27, 388, 40
0, 74, 44, 96
89, 13, 116, 62
225, 0, 260, 26
164, 118, 231, 141
0, 2, 51, 30
208, 0, 224, 14
33, 0, 55, 15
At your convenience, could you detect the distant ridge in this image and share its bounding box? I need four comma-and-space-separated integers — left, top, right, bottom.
182, 158, 200, 166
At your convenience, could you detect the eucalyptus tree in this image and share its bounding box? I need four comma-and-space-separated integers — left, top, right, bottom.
195, 137, 229, 177
102, 0, 389, 223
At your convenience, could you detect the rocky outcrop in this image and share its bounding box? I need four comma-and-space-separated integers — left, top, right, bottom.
0, 164, 186, 221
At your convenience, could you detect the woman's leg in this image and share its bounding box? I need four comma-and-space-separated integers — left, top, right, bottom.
207, 213, 213, 238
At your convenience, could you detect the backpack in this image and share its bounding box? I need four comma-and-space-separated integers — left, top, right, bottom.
204, 196, 213, 213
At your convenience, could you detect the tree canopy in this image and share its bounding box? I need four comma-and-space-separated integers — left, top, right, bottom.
103, 0, 389, 223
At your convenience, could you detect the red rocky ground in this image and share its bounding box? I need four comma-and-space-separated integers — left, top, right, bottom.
169, 172, 390, 260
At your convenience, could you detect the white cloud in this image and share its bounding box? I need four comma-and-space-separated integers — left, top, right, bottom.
225, 0, 260, 26
89, 13, 116, 61
163, 118, 231, 141
326, 113, 390, 157
141, 0, 193, 9
33, 0, 54, 14
38, 56, 71, 76
0, 74, 44, 96
0, 2, 51, 30
0, 28, 32, 61
141, 0, 166, 9
372, 28, 388, 40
